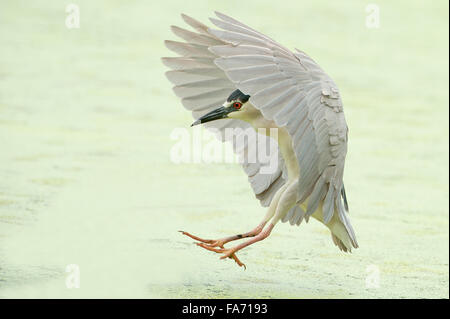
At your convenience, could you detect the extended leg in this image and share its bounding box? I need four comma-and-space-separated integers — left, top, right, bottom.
206, 180, 299, 267
180, 181, 287, 248
179, 220, 266, 249
179, 183, 289, 268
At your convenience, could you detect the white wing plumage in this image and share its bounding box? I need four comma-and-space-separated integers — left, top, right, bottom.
162, 14, 287, 207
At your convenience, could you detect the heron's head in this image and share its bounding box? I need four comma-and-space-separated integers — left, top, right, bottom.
191, 89, 250, 126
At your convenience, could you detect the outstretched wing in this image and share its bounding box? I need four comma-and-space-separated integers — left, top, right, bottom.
206, 12, 352, 233
162, 14, 287, 207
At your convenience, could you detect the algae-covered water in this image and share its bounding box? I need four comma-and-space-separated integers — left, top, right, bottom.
0, 0, 448, 298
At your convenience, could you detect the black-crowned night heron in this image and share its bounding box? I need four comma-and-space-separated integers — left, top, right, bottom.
162, 12, 358, 269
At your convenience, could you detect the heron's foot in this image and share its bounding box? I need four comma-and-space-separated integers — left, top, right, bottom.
179, 222, 267, 249
178, 230, 225, 248
196, 243, 246, 269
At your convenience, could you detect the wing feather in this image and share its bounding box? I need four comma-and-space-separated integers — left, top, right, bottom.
163, 14, 287, 207
164, 40, 215, 58
207, 12, 355, 247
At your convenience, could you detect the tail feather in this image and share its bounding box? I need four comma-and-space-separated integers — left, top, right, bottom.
332, 233, 349, 252
335, 194, 358, 249
282, 194, 358, 252
328, 207, 358, 252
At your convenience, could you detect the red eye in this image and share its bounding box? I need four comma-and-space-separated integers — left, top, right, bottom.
233, 102, 242, 109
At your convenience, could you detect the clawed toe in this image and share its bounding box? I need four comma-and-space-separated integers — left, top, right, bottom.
179, 230, 215, 244
222, 251, 246, 269
197, 244, 246, 269
179, 230, 246, 269
196, 242, 225, 253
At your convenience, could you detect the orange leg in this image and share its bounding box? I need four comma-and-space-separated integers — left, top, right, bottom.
179, 221, 266, 248
179, 221, 268, 269
182, 223, 275, 269
218, 223, 274, 261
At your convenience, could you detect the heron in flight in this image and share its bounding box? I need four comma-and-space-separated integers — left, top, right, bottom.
162, 12, 358, 268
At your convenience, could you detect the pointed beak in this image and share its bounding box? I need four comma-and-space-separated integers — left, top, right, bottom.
191, 106, 230, 126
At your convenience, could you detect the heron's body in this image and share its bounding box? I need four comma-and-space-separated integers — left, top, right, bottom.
163, 12, 358, 268
234, 103, 353, 250
231, 103, 299, 179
